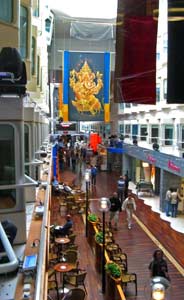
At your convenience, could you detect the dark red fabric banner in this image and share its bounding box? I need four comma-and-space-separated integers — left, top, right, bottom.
118, 16, 158, 104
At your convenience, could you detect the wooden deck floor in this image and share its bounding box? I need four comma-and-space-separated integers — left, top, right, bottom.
50, 167, 184, 300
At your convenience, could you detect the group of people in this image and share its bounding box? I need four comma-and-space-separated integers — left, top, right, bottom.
109, 174, 136, 230
165, 187, 180, 218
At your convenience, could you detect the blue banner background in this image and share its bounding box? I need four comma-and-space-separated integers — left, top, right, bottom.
64, 51, 110, 121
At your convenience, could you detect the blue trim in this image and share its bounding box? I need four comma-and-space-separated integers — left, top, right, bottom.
104, 52, 110, 104
63, 51, 69, 104
107, 147, 124, 154
52, 144, 58, 177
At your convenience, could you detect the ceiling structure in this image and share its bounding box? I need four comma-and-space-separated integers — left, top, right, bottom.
48, 1, 118, 76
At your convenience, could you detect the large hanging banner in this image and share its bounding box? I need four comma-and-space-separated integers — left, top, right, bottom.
114, 0, 159, 104
63, 51, 110, 122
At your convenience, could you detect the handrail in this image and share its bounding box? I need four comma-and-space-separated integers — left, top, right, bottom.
0, 222, 19, 274
34, 163, 51, 300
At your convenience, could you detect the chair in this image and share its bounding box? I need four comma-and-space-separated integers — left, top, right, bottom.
62, 288, 86, 300
47, 268, 59, 300
68, 233, 76, 246
64, 249, 78, 269
121, 271, 137, 296
64, 269, 87, 294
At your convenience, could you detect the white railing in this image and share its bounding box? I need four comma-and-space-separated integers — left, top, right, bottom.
0, 222, 19, 274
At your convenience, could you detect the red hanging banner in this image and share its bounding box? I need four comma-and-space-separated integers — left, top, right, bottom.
114, 0, 159, 104
118, 16, 158, 104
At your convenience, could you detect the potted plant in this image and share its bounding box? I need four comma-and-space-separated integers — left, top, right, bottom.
95, 231, 104, 244
87, 213, 98, 223
87, 213, 98, 248
105, 261, 122, 281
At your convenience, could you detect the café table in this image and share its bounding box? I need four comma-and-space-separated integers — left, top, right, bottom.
55, 237, 70, 261
54, 262, 73, 294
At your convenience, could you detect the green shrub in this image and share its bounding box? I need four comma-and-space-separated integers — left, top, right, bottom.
105, 262, 122, 279
95, 231, 104, 244
87, 213, 98, 222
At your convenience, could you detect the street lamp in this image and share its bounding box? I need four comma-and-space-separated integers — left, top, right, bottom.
98, 197, 111, 294
151, 277, 170, 300
85, 171, 90, 238
145, 276, 170, 300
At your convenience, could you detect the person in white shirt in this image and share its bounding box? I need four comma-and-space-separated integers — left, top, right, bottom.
122, 192, 136, 229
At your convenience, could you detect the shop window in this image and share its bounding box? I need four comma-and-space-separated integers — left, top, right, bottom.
119, 124, 124, 135
163, 78, 167, 100
151, 125, 159, 143
33, 0, 40, 17
164, 125, 173, 145
132, 124, 138, 140
156, 84, 160, 102
20, 5, 28, 58
24, 124, 30, 175
163, 32, 168, 54
45, 18, 51, 32
140, 125, 147, 141
31, 37, 36, 75
125, 103, 131, 108
0, 0, 13, 23
181, 126, 184, 149
0, 124, 16, 209
119, 103, 124, 110
37, 55, 40, 85
125, 124, 130, 137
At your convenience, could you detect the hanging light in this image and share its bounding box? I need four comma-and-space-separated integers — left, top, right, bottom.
152, 283, 165, 300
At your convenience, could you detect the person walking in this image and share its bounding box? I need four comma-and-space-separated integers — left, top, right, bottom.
122, 191, 136, 229
165, 188, 172, 216
117, 175, 125, 207
91, 165, 97, 186
109, 192, 121, 230
124, 174, 130, 199
148, 249, 170, 281
170, 188, 178, 218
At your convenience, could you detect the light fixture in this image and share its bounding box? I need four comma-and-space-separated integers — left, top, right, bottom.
99, 197, 111, 212
150, 276, 170, 300
152, 283, 165, 300
142, 162, 149, 168
85, 170, 90, 237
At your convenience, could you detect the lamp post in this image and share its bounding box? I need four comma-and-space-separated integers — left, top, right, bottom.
85, 171, 90, 238
98, 197, 111, 294
151, 277, 170, 300
145, 276, 170, 300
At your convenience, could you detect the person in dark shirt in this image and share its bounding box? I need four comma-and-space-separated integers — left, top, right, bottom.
117, 175, 125, 207
109, 192, 121, 230
149, 249, 170, 281
54, 214, 73, 237
124, 174, 130, 199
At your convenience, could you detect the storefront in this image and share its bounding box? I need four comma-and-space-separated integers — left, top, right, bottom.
122, 143, 184, 213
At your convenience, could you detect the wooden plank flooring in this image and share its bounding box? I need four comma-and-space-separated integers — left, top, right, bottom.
50, 167, 184, 300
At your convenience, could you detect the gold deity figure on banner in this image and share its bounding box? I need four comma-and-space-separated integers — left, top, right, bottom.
69, 61, 103, 115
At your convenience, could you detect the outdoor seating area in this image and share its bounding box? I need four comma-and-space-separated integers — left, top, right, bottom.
88, 216, 138, 298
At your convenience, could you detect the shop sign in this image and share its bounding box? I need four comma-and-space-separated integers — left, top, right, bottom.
147, 154, 156, 164
168, 160, 181, 172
